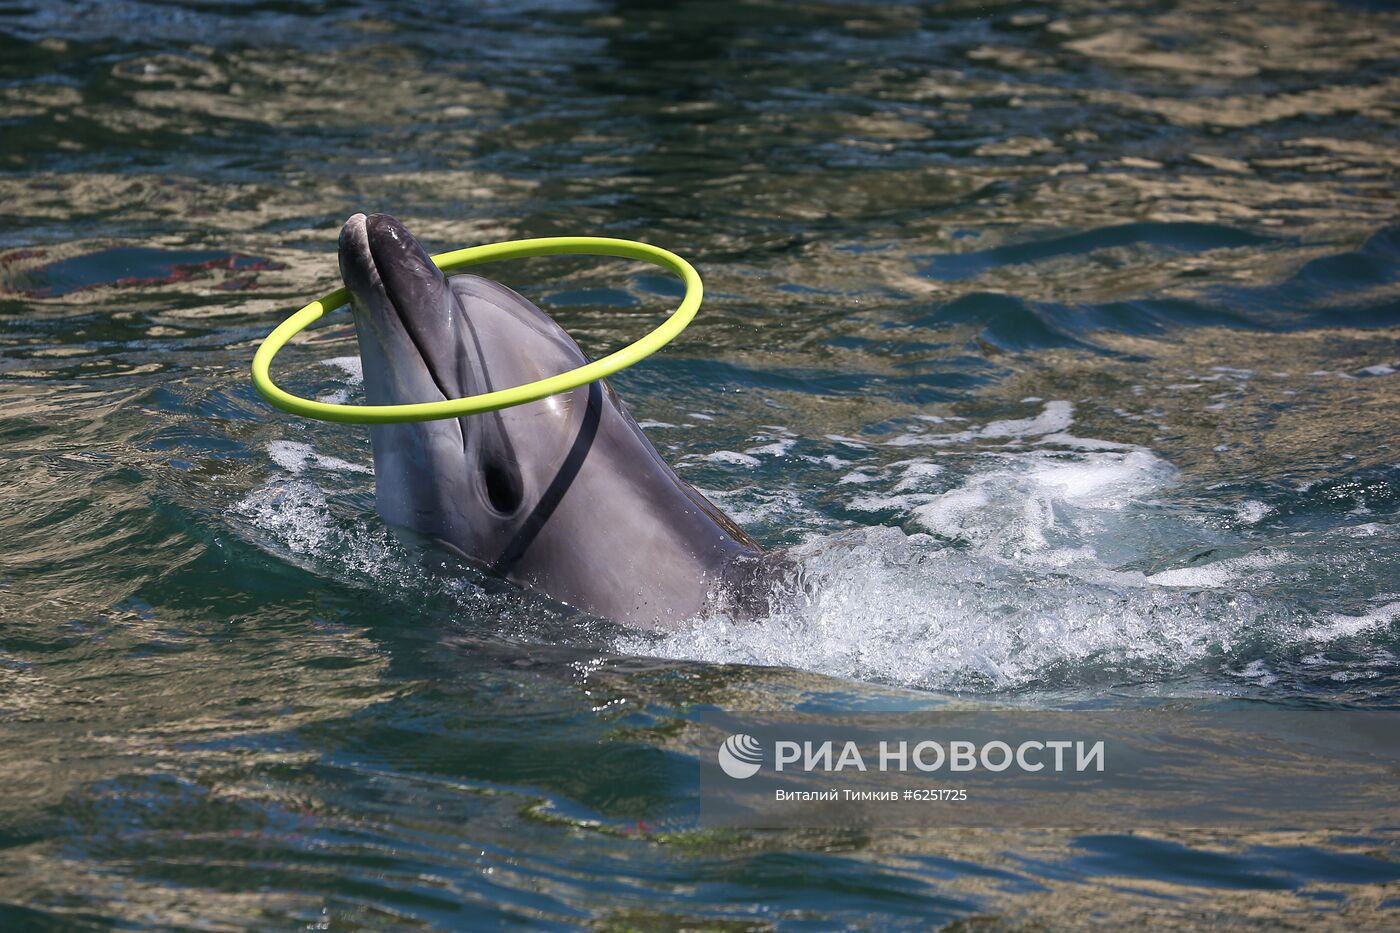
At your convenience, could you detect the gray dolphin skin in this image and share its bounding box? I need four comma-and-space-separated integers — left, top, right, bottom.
337, 213, 766, 629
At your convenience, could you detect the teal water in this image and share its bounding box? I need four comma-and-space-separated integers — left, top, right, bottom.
3, 0, 1400, 928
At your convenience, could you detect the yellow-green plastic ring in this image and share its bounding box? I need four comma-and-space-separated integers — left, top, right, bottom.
251, 236, 701, 424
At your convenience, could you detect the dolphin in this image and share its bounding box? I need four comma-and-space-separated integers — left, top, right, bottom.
337, 212, 768, 629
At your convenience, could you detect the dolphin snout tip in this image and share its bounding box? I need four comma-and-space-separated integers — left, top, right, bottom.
337, 212, 421, 262
339, 212, 369, 253
363, 212, 416, 250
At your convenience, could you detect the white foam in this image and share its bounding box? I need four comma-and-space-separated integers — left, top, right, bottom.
1234, 500, 1270, 524
745, 439, 796, 458
233, 479, 395, 579
848, 493, 939, 513
1145, 565, 1236, 588
911, 448, 1173, 560
979, 400, 1074, 438
1306, 601, 1400, 642
321, 356, 363, 384
618, 395, 1376, 691
883, 401, 1081, 449
267, 440, 372, 475
696, 486, 815, 527
892, 460, 944, 491
698, 450, 760, 468
1227, 659, 1279, 686
622, 527, 1279, 692
913, 486, 991, 539
235, 467, 603, 645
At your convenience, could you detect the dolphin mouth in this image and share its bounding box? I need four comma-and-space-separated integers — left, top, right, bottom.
339, 211, 464, 405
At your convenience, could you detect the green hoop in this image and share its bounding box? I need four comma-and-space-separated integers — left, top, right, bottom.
250, 236, 702, 424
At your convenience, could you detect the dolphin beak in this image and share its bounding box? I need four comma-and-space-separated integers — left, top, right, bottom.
339, 212, 467, 405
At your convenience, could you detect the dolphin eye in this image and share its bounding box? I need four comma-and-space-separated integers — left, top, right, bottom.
482, 461, 523, 515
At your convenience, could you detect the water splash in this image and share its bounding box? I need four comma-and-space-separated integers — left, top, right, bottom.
623, 403, 1400, 695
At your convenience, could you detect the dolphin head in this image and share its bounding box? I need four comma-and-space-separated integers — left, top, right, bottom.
337, 212, 763, 624
337, 212, 593, 565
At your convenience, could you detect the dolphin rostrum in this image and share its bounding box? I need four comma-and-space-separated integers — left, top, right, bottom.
338, 213, 767, 628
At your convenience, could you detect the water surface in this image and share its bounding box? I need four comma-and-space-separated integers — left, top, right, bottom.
2, 0, 1400, 928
